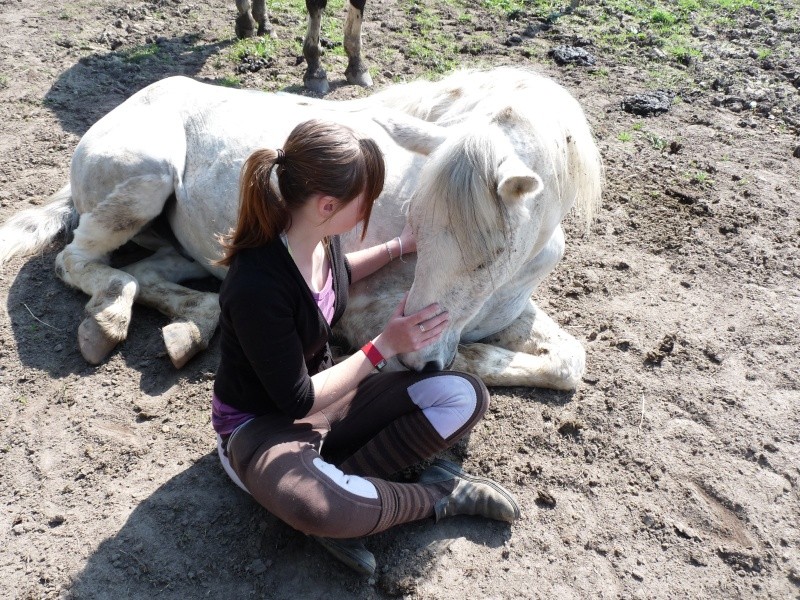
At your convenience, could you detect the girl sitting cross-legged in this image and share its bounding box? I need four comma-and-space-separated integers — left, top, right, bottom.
212, 118, 520, 576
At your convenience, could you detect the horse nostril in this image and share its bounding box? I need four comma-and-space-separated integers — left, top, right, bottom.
422, 360, 442, 373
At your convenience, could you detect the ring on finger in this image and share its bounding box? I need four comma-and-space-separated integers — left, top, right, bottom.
419, 324, 425, 333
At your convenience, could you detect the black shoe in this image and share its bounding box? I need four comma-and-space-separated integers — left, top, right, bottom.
419, 459, 521, 523
311, 535, 376, 576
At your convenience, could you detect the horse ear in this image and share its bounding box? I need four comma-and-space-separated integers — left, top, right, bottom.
372, 112, 448, 156
496, 156, 544, 204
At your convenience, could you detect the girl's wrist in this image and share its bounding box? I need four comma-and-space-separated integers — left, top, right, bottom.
371, 333, 395, 360
361, 340, 387, 371
383, 237, 403, 262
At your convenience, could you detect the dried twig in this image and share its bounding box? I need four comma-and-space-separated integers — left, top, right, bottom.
23, 303, 64, 331
638, 394, 645, 432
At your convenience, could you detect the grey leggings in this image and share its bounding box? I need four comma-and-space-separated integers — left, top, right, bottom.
224, 370, 489, 538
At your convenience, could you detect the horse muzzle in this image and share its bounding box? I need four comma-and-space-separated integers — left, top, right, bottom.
397, 339, 458, 373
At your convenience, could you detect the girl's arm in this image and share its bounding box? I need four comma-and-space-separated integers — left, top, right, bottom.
346, 223, 416, 284
308, 294, 447, 413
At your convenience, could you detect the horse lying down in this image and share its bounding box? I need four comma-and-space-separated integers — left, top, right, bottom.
0, 67, 602, 389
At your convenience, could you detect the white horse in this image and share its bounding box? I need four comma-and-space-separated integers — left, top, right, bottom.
0, 67, 602, 389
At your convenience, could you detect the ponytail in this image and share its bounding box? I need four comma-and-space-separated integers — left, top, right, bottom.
216, 119, 385, 267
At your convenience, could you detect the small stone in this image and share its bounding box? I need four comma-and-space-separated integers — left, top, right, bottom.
549, 45, 596, 66
536, 489, 557, 508
48, 515, 66, 527
621, 90, 673, 116
793, 145, 800, 159
248, 559, 268, 575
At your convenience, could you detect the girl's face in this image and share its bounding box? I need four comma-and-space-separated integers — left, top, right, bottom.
325, 192, 367, 235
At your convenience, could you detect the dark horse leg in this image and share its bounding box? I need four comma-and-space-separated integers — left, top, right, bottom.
303, 0, 329, 94
304, 0, 372, 94
344, 0, 372, 88
235, 0, 271, 39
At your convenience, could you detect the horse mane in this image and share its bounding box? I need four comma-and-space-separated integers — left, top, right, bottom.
410, 127, 510, 272
376, 66, 603, 232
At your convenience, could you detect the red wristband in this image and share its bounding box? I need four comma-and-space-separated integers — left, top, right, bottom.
361, 341, 387, 371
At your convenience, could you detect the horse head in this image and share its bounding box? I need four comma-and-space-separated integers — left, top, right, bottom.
376, 106, 570, 372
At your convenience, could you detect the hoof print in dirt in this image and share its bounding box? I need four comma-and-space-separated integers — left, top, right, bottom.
549, 45, 596, 67
621, 90, 673, 116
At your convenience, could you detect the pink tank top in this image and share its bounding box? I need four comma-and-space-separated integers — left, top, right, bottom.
311, 266, 335, 324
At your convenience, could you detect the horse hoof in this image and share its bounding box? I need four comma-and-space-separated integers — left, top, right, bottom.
346, 68, 373, 88
304, 76, 330, 95
256, 23, 276, 38
78, 317, 119, 364
235, 15, 256, 39
163, 321, 203, 369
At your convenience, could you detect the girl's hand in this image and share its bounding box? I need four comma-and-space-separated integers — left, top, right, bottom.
398, 222, 417, 256
373, 293, 448, 358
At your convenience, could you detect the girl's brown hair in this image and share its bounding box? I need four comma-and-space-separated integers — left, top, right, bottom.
216, 119, 385, 266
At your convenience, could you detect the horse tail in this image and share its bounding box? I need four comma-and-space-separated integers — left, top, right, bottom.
0, 184, 76, 268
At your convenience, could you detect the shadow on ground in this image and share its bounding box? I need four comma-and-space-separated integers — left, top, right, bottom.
43, 35, 232, 137
67, 453, 513, 599
5, 246, 221, 395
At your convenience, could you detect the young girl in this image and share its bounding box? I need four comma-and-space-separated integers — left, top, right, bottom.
213, 119, 519, 576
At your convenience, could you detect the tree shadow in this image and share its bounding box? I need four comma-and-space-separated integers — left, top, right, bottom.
67, 453, 513, 599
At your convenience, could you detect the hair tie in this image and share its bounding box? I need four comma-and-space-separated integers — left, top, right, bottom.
275, 148, 286, 165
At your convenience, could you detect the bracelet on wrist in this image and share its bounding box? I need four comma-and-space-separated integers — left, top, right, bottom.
361, 341, 387, 371
384, 241, 395, 262
395, 236, 405, 262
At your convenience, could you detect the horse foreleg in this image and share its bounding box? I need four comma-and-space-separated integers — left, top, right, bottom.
303, 0, 329, 94
122, 248, 220, 368
457, 299, 585, 390
344, 0, 372, 88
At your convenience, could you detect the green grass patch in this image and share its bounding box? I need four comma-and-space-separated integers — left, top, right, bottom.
644, 131, 668, 152
650, 9, 678, 27
480, 0, 526, 15
121, 43, 161, 63
618, 131, 633, 142
217, 75, 242, 87
585, 0, 783, 69
229, 36, 282, 62
0, 75, 8, 89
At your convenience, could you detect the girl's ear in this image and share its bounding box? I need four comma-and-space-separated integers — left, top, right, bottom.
317, 194, 339, 218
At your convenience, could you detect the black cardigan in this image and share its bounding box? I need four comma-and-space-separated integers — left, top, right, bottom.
214, 235, 351, 419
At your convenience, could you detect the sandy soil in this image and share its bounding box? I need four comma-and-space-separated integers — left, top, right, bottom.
1, 0, 798, 598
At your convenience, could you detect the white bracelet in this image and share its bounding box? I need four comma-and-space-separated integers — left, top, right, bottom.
384, 241, 394, 261
395, 236, 404, 262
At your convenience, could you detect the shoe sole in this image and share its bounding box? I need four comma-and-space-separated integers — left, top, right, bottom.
310, 535, 376, 576
430, 459, 521, 522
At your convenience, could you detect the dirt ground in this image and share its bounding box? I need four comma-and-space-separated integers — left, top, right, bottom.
1, 0, 798, 598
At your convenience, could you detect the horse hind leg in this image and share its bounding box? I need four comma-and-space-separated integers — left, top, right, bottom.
344, 0, 372, 88
235, 0, 262, 38
303, 0, 329, 94
123, 248, 220, 368
55, 175, 172, 364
